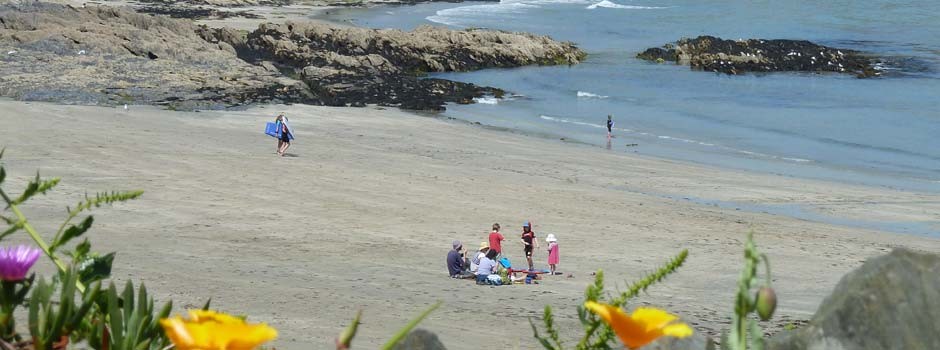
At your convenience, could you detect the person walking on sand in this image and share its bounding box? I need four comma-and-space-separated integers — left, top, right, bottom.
606, 114, 614, 139
488, 223, 505, 256
520, 221, 539, 270
546, 234, 559, 275
275, 114, 294, 157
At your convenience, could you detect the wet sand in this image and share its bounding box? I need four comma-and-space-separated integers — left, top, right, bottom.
2, 100, 939, 349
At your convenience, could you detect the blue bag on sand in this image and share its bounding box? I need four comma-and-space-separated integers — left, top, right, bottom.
264, 122, 279, 138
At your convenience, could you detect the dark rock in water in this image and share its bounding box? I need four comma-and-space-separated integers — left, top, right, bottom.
638, 36, 882, 78
767, 248, 940, 350
390, 329, 447, 350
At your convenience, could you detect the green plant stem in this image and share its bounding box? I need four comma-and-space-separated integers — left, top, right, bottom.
760, 253, 772, 286
0, 190, 85, 293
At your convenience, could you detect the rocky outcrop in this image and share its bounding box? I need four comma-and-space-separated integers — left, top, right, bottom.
767, 248, 940, 350
0, 2, 306, 109
638, 36, 881, 78
0, 2, 583, 110
203, 21, 582, 109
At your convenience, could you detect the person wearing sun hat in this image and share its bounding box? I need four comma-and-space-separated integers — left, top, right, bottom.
520, 221, 539, 270
546, 234, 559, 275
470, 241, 490, 273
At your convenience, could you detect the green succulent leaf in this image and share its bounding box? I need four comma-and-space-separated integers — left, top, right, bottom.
78, 252, 115, 286
52, 216, 94, 253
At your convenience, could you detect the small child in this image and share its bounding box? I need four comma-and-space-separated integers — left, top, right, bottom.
546, 234, 559, 275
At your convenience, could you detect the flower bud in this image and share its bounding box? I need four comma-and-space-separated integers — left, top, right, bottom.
755, 287, 777, 321
336, 310, 362, 349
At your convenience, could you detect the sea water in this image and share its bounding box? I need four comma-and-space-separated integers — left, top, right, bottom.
319, 0, 940, 196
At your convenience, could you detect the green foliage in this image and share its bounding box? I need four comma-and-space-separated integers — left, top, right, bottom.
532, 250, 689, 350
0, 276, 35, 341
84, 281, 173, 350
52, 190, 144, 254
28, 269, 101, 350
529, 306, 564, 350
722, 233, 774, 350
12, 173, 60, 206
1, 152, 142, 292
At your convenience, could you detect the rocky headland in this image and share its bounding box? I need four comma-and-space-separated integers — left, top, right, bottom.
638, 36, 882, 78
0, 2, 584, 110
201, 22, 585, 109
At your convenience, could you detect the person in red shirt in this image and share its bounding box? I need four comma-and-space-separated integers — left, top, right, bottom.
488, 223, 504, 255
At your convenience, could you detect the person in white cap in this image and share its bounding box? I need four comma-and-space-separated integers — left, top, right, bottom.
546, 234, 559, 275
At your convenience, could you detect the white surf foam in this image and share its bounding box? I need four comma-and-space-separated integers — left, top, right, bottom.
576, 91, 609, 99
586, 0, 668, 10
473, 96, 499, 105
427, 2, 541, 26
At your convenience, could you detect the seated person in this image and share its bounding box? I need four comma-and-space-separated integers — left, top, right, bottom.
475, 249, 500, 285
447, 240, 474, 279
470, 242, 490, 273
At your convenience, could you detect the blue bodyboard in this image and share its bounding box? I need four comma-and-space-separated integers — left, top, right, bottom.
264, 122, 280, 138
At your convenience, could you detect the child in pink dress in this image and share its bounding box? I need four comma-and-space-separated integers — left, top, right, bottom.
546, 234, 559, 275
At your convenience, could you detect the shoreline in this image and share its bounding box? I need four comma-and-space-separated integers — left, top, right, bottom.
2, 99, 938, 349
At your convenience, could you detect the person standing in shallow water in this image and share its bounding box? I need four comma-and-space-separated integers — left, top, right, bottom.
607, 114, 614, 139
275, 114, 294, 157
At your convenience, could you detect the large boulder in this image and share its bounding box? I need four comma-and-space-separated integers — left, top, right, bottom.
768, 248, 940, 350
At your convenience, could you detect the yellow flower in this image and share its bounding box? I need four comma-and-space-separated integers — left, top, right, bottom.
584, 301, 693, 349
160, 310, 277, 350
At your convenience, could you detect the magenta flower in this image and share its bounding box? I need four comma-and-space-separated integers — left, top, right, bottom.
0, 245, 41, 282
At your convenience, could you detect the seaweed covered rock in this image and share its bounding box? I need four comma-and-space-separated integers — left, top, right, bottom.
768, 248, 940, 350
638, 36, 881, 78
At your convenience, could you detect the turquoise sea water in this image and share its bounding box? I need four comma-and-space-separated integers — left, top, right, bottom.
320, 0, 940, 196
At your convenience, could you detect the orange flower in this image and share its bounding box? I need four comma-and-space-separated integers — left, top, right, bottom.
584, 302, 693, 349
160, 310, 277, 350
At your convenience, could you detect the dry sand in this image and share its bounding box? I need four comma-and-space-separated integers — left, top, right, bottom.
2, 100, 939, 349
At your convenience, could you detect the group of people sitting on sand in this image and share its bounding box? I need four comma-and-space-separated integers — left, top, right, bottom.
446, 221, 559, 285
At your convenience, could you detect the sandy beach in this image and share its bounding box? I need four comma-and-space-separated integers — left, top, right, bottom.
1, 100, 938, 349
